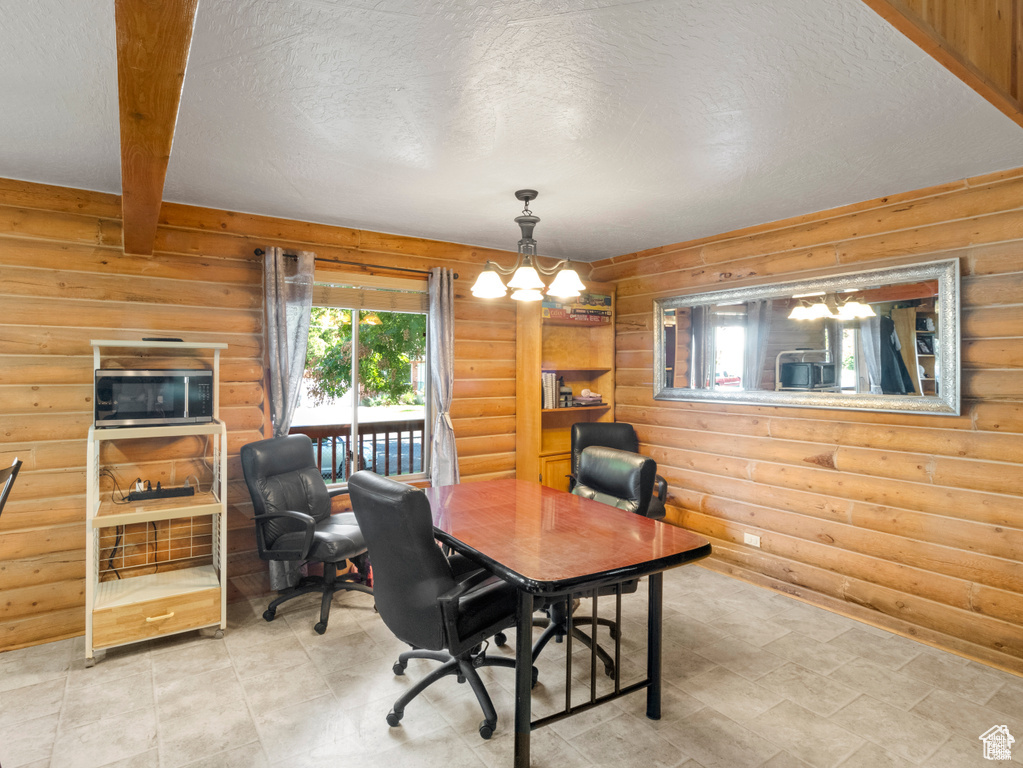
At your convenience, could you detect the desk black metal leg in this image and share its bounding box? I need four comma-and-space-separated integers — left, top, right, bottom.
514, 590, 534, 768
646, 572, 663, 720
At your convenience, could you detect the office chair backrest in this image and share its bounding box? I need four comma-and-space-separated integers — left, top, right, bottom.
0, 458, 22, 516
348, 470, 458, 651
570, 422, 639, 477
572, 446, 654, 516
241, 434, 331, 550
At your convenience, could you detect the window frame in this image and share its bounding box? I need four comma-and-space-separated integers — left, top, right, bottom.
300, 271, 431, 488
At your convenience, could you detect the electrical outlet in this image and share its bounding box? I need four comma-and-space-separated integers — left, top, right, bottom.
743, 532, 761, 548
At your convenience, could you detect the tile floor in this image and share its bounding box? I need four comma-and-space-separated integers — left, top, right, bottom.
1, 566, 1021, 768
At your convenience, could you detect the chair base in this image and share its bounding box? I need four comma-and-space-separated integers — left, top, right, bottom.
263, 560, 373, 634
531, 614, 617, 678
388, 645, 535, 739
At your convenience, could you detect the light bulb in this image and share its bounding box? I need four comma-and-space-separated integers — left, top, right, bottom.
510, 288, 544, 302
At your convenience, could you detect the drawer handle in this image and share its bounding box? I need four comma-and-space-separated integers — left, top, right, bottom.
146, 611, 175, 623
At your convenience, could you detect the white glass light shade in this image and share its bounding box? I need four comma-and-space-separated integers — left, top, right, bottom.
510, 288, 544, 302
836, 301, 876, 320
547, 265, 586, 298
507, 260, 545, 291
808, 302, 835, 319
788, 304, 813, 320
470, 266, 508, 298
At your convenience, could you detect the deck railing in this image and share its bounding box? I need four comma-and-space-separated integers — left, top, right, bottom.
289, 419, 425, 483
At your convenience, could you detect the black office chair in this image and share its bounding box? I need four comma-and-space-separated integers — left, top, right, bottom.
348, 470, 531, 740
532, 445, 656, 676
240, 434, 372, 635
0, 458, 23, 517
570, 422, 667, 519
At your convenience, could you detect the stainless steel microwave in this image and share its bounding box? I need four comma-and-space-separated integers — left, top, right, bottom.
94, 370, 214, 427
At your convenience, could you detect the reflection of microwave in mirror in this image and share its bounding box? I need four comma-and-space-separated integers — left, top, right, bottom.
774, 350, 839, 392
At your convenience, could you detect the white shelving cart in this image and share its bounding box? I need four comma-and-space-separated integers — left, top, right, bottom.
85, 340, 228, 665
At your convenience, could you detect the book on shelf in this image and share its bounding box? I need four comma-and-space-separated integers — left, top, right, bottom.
541, 293, 612, 324
542, 372, 557, 409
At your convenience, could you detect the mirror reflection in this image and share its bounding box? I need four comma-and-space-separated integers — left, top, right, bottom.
654, 259, 959, 414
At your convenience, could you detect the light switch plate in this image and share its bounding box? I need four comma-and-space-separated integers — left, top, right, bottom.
743, 532, 761, 547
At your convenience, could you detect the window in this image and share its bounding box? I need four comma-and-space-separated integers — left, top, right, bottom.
289, 273, 430, 486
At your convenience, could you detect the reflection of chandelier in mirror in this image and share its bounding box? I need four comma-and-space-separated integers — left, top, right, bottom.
789, 292, 876, 321
470, 190, 587, 302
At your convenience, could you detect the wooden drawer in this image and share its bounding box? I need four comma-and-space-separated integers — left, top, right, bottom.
92, 588, 221, 648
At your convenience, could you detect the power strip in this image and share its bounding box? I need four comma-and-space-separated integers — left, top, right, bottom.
127, 485, 195, 502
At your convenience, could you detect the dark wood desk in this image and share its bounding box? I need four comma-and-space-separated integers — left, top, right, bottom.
425, 478, 711, 767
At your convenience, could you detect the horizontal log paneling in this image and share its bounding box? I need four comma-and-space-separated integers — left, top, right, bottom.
0, 178, 518, 652
601, 166, 1023, 673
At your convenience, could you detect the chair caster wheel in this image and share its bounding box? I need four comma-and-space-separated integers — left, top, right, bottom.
386, 710, 402, 727
456, 674, 466, 684
392, 661, 406, 676
314, 621, 327, 635
494, 632, 507, 647
479, 720, 494, 740
604, 665, 615, 678
213, 629, 224, 640
532, 666, 539, 688
262, 609, 276, 622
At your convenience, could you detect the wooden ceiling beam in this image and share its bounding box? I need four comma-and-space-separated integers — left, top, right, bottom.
861, 0, 1023, 131
115, 0, 199, 255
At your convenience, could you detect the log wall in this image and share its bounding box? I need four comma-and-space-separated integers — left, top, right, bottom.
593, 166, 1023, 674
0, 178, 517, 651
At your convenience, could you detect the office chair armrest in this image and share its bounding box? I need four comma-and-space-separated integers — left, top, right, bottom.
653, 475, 667, 502
437, 568, 496, 608
253, 509, 317, 560
437, 569, 519, 649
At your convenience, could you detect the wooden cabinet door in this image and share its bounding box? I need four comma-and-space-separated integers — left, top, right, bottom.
540, 454, 572, 493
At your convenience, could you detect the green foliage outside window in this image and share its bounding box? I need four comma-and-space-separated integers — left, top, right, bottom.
305, 307, 427, 406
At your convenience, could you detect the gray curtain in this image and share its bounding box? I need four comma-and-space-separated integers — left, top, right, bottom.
263, 247, 314, 590
690, 306, 711, 388
824, 319, 841, 368
743, 299, 773, 390
861, 315, 883, 394
264, 247, 314, 437
428, 268, 459, 487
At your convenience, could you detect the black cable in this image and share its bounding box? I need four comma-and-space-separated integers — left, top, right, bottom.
99, 469, 140, 578
99, 468, 137, 505
107, 526, 122, 579
150, 520, 159, 572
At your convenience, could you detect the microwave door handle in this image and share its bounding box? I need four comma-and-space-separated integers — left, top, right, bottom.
183, 376, 189, 419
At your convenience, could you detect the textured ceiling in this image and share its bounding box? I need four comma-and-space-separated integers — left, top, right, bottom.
3, 0, 1023, 261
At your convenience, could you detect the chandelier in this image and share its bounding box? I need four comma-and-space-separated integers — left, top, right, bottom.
788, 292, 876, 321
470, 190, 587, 301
